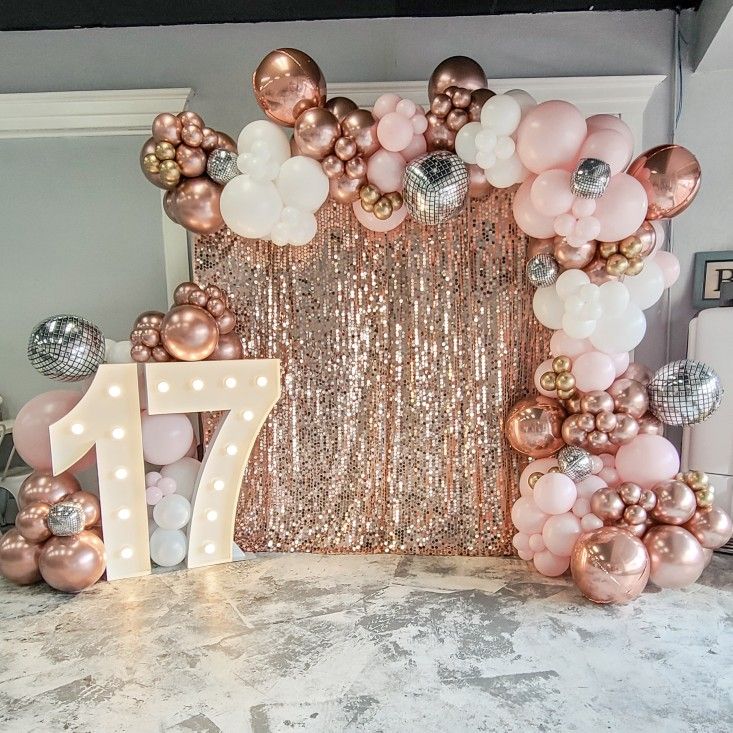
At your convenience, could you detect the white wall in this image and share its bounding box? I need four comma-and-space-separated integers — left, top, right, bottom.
0, 11, 676, 416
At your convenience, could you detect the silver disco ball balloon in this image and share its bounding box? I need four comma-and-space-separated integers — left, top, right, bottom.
28, 314, 105, 382
570, 158, 611, 199
648, 359, 723, 426
206, 148, 240, 185
557, 445, 593, 483
47, 502, 86, 536
526, 254, 560, 288
403, 151, 469, 225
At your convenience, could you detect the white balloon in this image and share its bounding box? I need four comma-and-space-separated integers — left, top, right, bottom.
289, 211, 318, 246
533, 286, 564, 329
105, 339, 133, 364
153, 494, 191, 531
454, 121, 482, 164
220, 176, 283, 239
149, 527, 187, 567
485, 154, 527, 188
624, 259, 665, 310
160, 457, 201, 501
562, 313, 596, 339
480, 94, 522, 136
276, 156, 329, 213
555, 269, 590, 300
598, 281, 629, 316
590, 303, 646, 354
237, 120, 291, 168
505, 89, 537, 116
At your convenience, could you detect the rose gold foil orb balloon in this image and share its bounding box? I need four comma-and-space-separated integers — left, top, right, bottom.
161, 305, 218, 361
650, 479, 697, 525
505, 396, 566, 458
571, 526, 650, 604
643, 525, 705, 589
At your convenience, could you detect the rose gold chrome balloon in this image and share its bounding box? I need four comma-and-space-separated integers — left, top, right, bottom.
293, 108, 340, 160
39, 531, 106, 593
571, 526, 650, 604
206, 331, 244, 361
0, 529, 42, 585
590, 487, 625, 521
216, 310, 236, 335
634, 221, 657, 255
68, 491, 101, 528
637, 412, 664, 436
178, 111, 204, 128
164, 177, 223, 235
425, 117, 456, 152
504, 396, 566, 458
340, 109, 379, 157
428, 56, 487, 101
161, 305, 218, 361
18, 471, 80, 510
15, 501, 51, 543
628, 144, 701, 220
329, 175, 363, 204
683, 506, 733, 549
554, 237, 596, 269
467, 164, 491, 199
326, 96, 358, 122
651, 480, 697, 525
216, 132, 237, 153
608, 378, 649, 419
581, 391, 615, 415
175, 144, 207, 178
621, 363, 653, 386
152, 112, 183, 145
527, 237, 555, 258
468, 88, 494, 121
584, 255, 617, 285
643, 525, 705, 589
253, 48, 326, 127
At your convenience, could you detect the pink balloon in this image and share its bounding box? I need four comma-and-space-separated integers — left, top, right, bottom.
518, 548, 535, 561
377, 112, 415, 152
572, 198, 596, 218
572, 496, 591, 517
367, 149, 406, 192
533, 549, 570, 577
529, 533, 545, 552
352, 199, 407, 232
550, 330, 592, 359
650, 220, 665, 253
580, 513, 604, 532
534, 473, 577, 515
579, 129, 633, 176
573, 216, 600, 242
512, 532, 531, 552
530, 169, 574, 217
611, 351, 630, 377
13, 391, 94, 473
572, 351, 616, 392
511, 496, 549, 534
141, 411, 194, 466
372, 93, 401, 120
598, 467, 620, 487
554, 213, 575, 237
513, 177, 557, 238
652, 251, 681, 288
586, 114, 634, 150
615, 435, 681, 490
534, 358, 556, 397
516, 101, 587, 174
401, 133, 427, 162
594, 173, 648, 242
576, 474, 608, 500
542, 512, 582, 556
519, 457, 558, 497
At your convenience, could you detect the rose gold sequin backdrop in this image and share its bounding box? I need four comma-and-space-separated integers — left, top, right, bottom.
194, 189, 548, 555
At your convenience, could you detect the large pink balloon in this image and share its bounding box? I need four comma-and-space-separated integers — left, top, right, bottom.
366, 149, 406, 192
594, 173, 648, 242
513, 177, 557, 238
542, 512, 582, 556
511, 496, 549, 534
615, 434, 680, 490
516, 101, 587, 174
586, 114, 634, 150
533, 550, 570, 577
13, 391, 94, 472
533, 473, 577, 515
377, 113, 414, 152
141, 411, 194, 466
352, 200, 407, 233
401, 133, 427, 162
572, 351, 616, 392
578, 129, 633, 176
530, 169, 574, 217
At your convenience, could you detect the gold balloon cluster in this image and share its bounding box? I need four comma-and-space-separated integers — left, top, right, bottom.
676, 470, 715, 509
598, 236, 645, 277
359, 185, 404, 221
540, 355, 577, 401
140, 111, 236, 191
130, 282, 242, 363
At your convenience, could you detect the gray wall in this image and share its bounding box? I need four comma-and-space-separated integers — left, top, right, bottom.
0, 11, 676, 416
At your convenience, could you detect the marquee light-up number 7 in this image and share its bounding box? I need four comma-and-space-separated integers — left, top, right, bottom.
145, 359, 280, 569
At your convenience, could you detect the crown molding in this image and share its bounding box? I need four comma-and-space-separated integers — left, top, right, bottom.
0, 88, 192, 139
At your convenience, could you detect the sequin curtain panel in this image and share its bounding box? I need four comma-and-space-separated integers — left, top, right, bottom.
194, 188, 548, 555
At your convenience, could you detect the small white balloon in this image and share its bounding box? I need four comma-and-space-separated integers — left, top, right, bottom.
152, 494, 191, 531
276, 156, 329, 213
454, 121, 482, 164
556, 269, 590, 300
475, 128, 498, 152
288, 211, 318, 246
562, 313, 596, 340
160, 457, 201, 501
237, 120, 291, 169
485, 154, 527, 188
480, 94, 522, 136
220, 176, 283, 239
149, 527, 187, 567
505, 89, 537, 116
598, 280, 630, 316
533, 286, 565, 329
105, 339, 133, 364
624, 259, 665, 310
590, 303, 646, 354
494, 136, 516, 160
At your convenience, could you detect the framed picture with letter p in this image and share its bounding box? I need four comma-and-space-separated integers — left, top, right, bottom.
693, 250, 733, 309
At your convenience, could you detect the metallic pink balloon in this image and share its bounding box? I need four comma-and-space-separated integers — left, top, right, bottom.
293, 108, 340, 160
608, 378, 649, 419
425, 114, 456, 152
216, 309, 236, 335
326, 96, 358, 122
621, 363, 653, 386
651, 479, 697, 525
0, 529, 42, 585
15, 501, 51, 544
329, 175, 364, 204
505, 396, 566, 458
683, 506, 733, 549
151, 112, 182, 145
175, 144, 207, 177
340, 109, 379, 158
428, 56, 487, 101
571, 526, 650, 604
206, 331, 244, 360
18, 471, 80, 509
554, 237, 596, 269
637, 412, 664, 436
590, 487, 625, 522
39, 531, 106, 593
467, 164, 491, 199
164, 177, 223, 235
68, 491, 102, 528
644, 525, 705, 589
161, 305, 219, 361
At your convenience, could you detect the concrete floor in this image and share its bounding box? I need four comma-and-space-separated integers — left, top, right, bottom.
1, 554, 731, 733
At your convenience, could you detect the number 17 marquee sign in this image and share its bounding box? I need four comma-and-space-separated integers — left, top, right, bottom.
50, 359, 280, 581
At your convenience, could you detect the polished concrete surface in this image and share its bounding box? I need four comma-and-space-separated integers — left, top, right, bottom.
1, 553, 731, 732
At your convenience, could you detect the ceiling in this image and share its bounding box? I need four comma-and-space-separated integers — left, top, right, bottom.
1, 2, 701, 32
